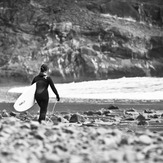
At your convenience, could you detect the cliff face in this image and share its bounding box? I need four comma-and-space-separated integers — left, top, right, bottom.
0, 0, 163, 83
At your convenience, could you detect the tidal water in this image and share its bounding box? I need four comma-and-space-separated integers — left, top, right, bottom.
9, 77, 163, 101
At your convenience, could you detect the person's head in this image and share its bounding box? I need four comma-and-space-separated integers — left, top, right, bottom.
40, 64, 49, 73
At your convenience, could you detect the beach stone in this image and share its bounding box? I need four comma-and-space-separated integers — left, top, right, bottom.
69, 155, 83, 163
60, 111, 70, 115
43, 153, 61, 163
107, 105, 119, 110
30, 121, 40, 129
124, 150, 137, 162
49, 115, 59, 125
125, 117, 135, 121
136, 152, 145, 161
144, 109, 155, 114
120, 136, 129, 145
21, 123, 31, 129
32, 130, 46, 140
137, 120, 148, 125
103, 137, 118, 148
57, 116, 68, 123
96, 127, 108, 135
33, 115, 39, 121
126, 108, 136, 112
103, 110, 111, 116
83, 111, 94, 116
69, 113, 85, 123
19, 112, 29, 121
139, 135, 153, 145
94, 110, 103, 115
149, 114, 159, 119
136, 114, 146, 121
63, 114, 71, 121
108, 150, 124, 162
2, 110, 9, 117
3, 117, 18, 125
125, 108, 139, 117
9, 111, 18, 117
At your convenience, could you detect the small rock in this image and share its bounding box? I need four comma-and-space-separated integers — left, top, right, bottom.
69, 155, 83, 163
149, 114, 159, 118
103, 110, 111, 116
83, 110, 94, 116
136, 152, 145, 161
136, 114, 146, 121
107, 105, 119, 110
21, 123, 31, 129
9, 111, 19, 117
2, 110, 9, 117
69, 113, 85, 123
94, 110, 103, 115
126, 108, 136, 112
63, 114, 71, 121
50, 115, 59, 125
137, 120, 148, 125
30, 121, 40, 129
139, 135, 153, 145
124, 151, 137, 162
103, 137, 118, 148
120, 137, 128, 145
144, 109, 154, 114
125, 117, 135, 121
127, 129, 134, 133
43, 153, 61, 163
57, 116, 68, 123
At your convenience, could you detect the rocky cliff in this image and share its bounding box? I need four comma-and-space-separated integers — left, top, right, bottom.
0, 0, 163, 83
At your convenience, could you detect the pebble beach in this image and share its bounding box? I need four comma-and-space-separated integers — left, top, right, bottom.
1, 77, 163, 163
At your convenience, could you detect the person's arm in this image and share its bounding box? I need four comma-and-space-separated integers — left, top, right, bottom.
48, 77, 60, 101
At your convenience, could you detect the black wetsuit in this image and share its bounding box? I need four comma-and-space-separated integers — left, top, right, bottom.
31, 72, 60, 123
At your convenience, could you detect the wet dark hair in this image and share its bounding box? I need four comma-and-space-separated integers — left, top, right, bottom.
40, 64, 49, 72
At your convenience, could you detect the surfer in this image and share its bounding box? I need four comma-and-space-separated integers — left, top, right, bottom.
31, 64, 60, 123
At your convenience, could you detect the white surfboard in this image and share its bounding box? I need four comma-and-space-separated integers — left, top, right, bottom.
14, 83, 36, 112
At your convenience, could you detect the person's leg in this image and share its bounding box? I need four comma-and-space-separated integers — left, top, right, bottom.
36, 98, 48, 123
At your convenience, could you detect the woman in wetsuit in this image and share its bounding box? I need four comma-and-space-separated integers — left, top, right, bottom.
31, 64, 60, 123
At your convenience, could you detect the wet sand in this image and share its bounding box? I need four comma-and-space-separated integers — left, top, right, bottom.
1, 99, 163, 113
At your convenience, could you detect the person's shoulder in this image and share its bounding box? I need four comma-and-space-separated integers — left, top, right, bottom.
34, 75, 39, 79
47, 76, 55, 84
47, 76, 52, 81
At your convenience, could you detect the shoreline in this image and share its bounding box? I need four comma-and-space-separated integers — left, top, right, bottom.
1, 98, 163, 114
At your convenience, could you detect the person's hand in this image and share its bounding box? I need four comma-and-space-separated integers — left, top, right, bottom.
56, 95, 60, 101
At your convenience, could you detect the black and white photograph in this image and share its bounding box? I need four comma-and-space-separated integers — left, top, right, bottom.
0, 0, 163, 162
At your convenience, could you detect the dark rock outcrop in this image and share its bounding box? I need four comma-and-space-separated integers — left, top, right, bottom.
0, 0, 163, 83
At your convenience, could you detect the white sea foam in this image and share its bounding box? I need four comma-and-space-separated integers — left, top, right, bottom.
8, 77, 163, 100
